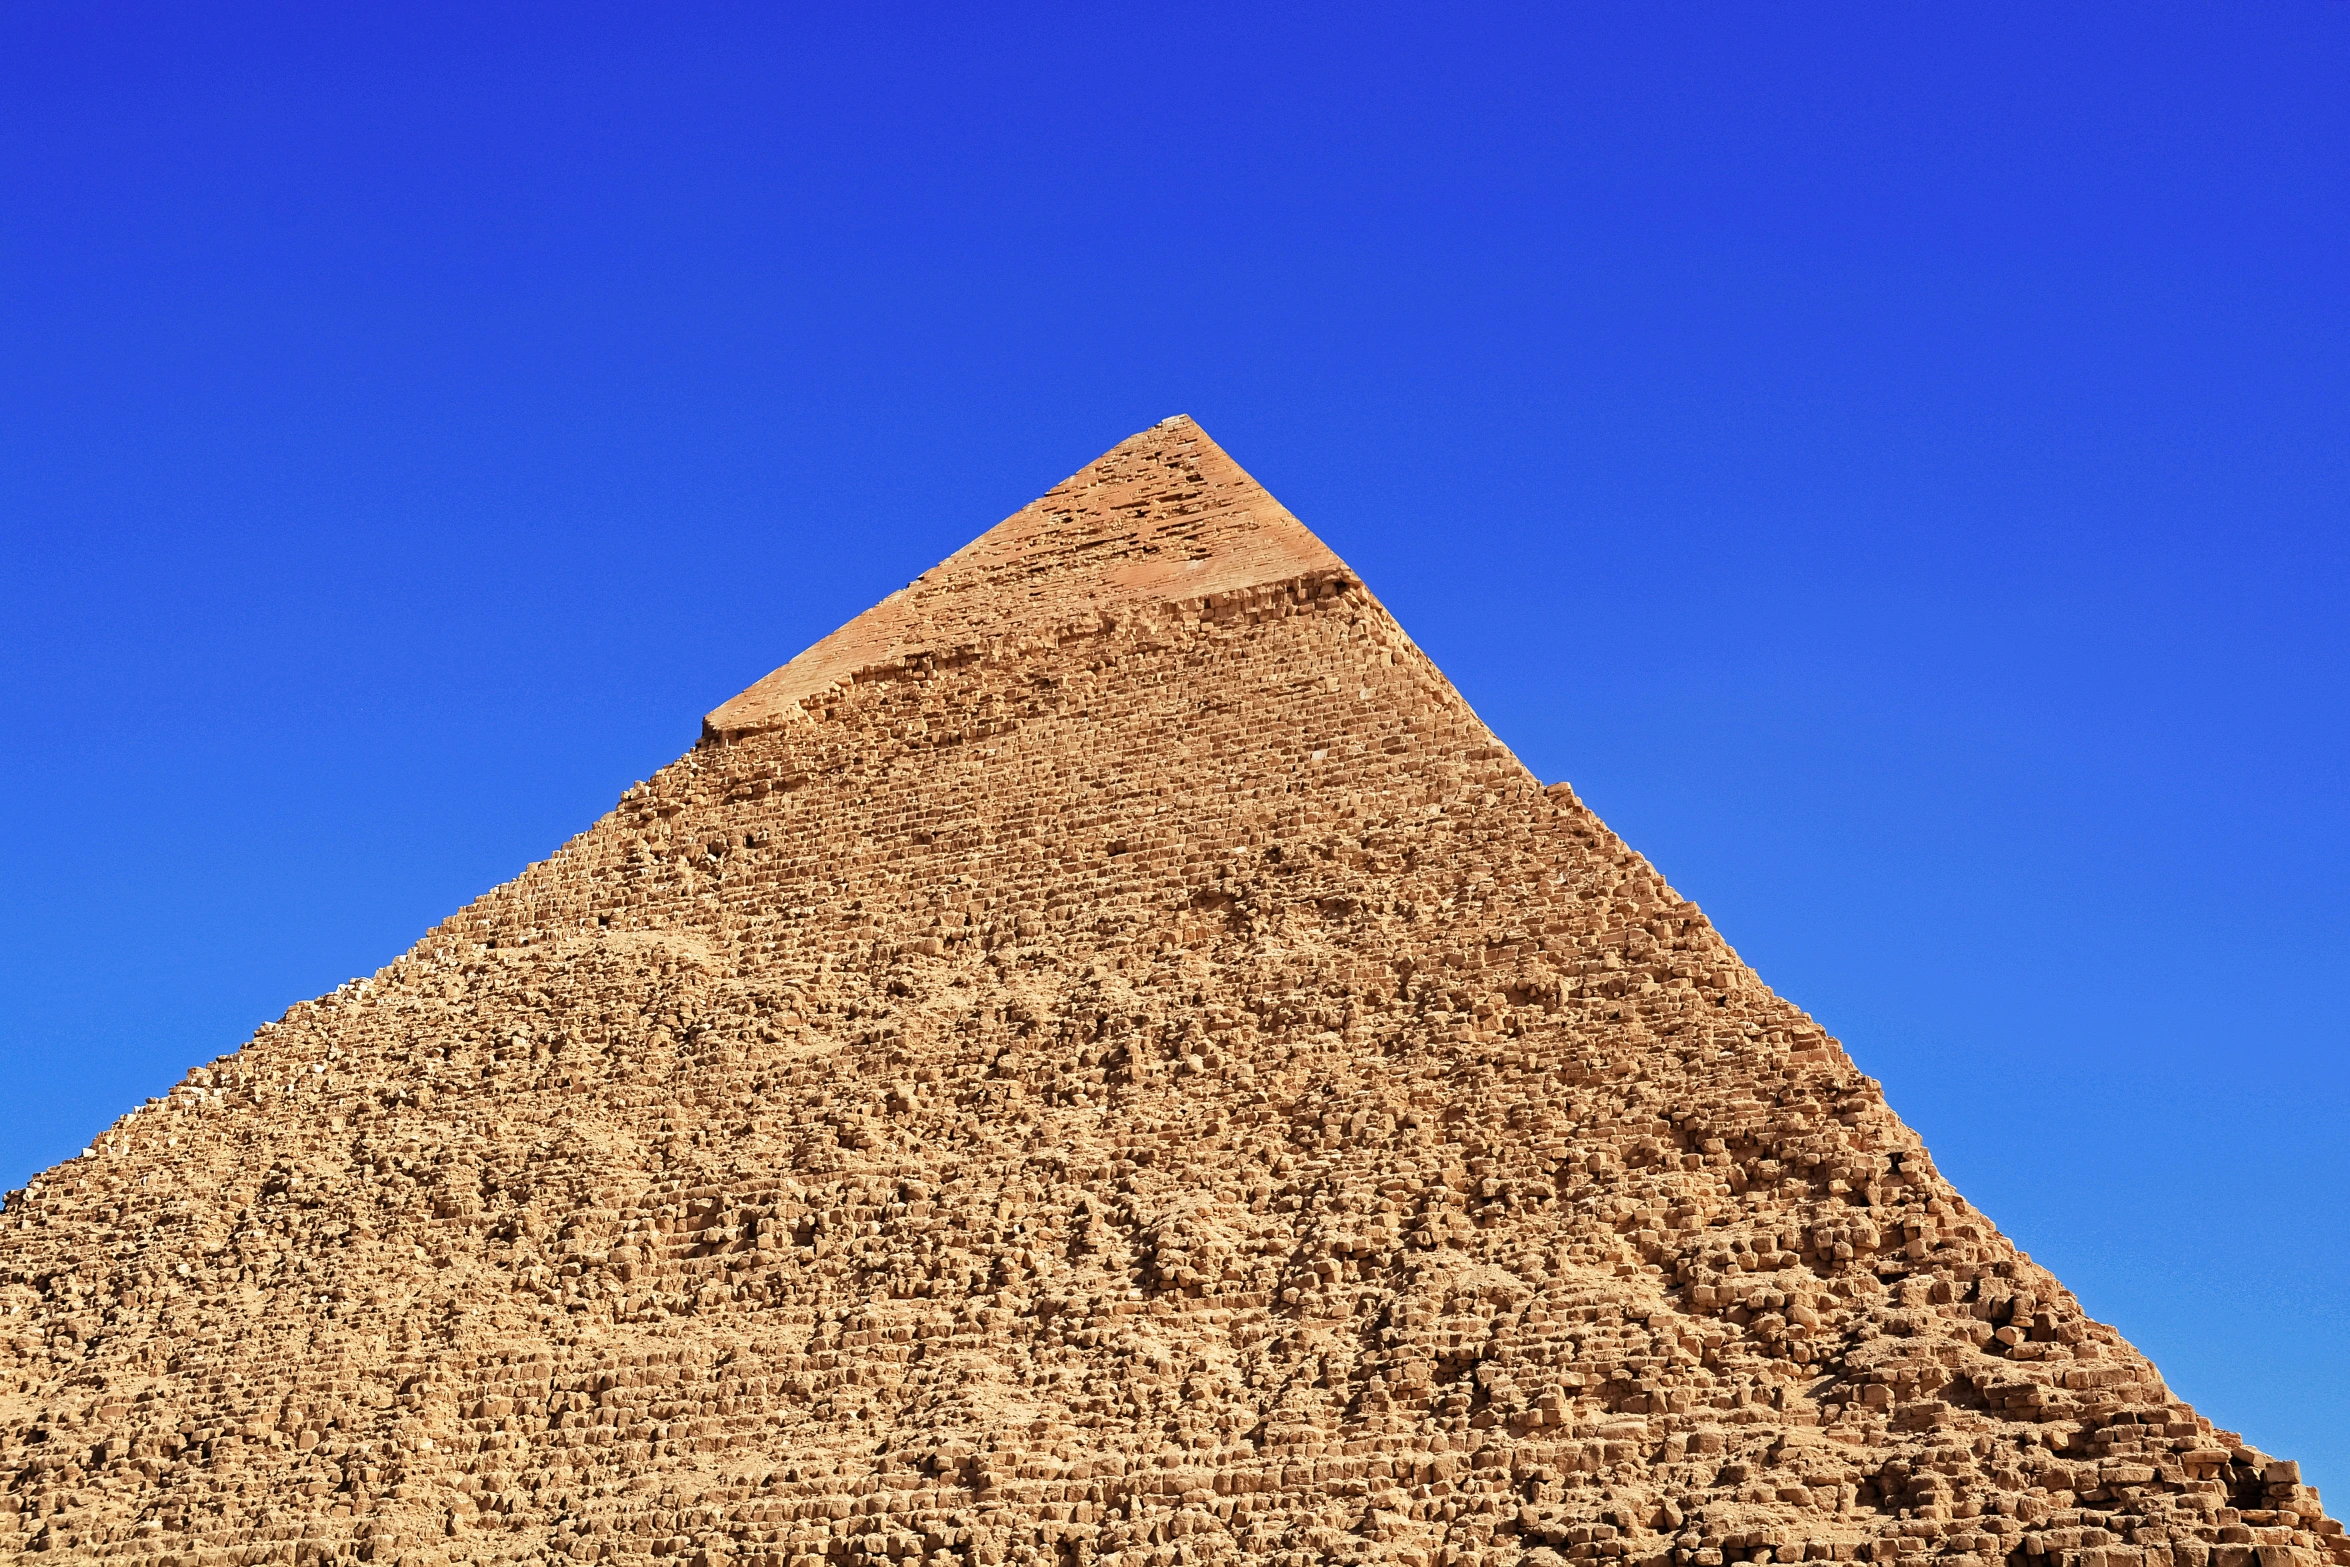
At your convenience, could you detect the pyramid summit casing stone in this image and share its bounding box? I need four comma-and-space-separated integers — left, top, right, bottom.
1, 417, 2335, 1567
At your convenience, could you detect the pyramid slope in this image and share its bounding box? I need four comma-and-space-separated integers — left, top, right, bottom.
2, 421, 2334, 1567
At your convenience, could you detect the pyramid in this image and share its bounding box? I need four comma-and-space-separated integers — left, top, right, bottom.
1, 417, 2334, 1567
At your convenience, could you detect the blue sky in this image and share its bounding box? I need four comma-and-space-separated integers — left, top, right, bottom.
5, 0, 2345, 1489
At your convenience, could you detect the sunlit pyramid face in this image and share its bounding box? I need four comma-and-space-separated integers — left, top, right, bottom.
0, 417, 2326, 1567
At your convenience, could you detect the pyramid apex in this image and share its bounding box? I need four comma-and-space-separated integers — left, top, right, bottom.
704, 417, 1355, 742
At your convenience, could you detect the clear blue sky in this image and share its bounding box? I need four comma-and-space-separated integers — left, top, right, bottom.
5, 0, 2345, 1490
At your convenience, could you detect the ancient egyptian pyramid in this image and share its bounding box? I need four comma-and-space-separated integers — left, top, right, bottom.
2, 418, 2336, 1567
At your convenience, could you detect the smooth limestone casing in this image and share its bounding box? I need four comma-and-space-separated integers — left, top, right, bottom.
2, 418, 2334, 1567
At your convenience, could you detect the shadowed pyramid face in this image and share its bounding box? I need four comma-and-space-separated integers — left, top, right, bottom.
0, 420, 2329, 1567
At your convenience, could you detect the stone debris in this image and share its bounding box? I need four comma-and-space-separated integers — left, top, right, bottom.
1, 416, 2335, 1567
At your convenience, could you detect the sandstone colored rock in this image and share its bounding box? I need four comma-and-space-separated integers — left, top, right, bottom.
2, 416, 2335, 1567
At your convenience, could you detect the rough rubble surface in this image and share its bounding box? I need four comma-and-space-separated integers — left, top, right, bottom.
2, 417, 2336, 1567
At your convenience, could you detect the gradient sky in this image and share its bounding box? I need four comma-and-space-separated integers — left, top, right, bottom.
5, 0, 2346, 1491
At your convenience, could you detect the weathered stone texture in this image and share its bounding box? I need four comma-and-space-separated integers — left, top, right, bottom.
2, 417, 2334, 1567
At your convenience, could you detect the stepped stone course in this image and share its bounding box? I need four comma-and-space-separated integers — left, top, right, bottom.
2, 416, 2334, 1567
